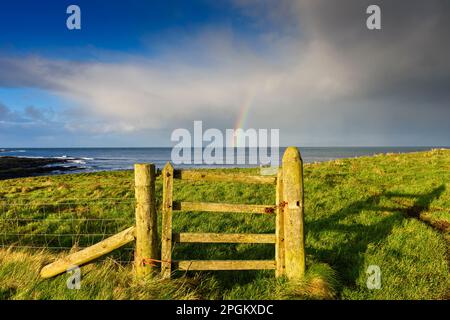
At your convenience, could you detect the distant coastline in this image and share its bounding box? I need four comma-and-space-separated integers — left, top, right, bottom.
0, 156, 82, 180
1, 146, 447, 180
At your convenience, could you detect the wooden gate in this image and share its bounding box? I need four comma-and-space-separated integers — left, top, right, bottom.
40, 147, 305, 282
160, 146, 305, 279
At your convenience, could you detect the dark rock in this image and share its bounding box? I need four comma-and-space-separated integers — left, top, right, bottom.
0, 156, 82, 180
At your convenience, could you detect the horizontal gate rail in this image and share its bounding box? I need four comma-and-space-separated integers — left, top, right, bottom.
173, 232, 276, 244
173, 170, 276, 184
175, 260, 276, 271
173, 201, 277, 214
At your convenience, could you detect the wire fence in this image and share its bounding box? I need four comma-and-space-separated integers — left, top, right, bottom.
0, 198, 136, 263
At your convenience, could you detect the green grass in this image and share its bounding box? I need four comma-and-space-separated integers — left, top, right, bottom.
0, 149, 449, 300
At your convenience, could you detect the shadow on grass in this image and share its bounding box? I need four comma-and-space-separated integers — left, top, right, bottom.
306, 185, 445, 287
167, 185, 446, 293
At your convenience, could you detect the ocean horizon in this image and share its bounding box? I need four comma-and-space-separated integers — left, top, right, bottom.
0, 147, 446, 174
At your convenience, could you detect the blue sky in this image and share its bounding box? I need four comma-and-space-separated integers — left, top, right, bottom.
1, 0, 449, 147
0, 1, 267, 56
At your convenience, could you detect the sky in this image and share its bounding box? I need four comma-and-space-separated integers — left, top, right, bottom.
0, 0, 449, 147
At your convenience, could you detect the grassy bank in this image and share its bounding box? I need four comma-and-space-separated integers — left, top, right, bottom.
0, 149, 449, 299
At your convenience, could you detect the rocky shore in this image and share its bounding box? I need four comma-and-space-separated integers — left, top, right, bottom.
0, 156, 82, 180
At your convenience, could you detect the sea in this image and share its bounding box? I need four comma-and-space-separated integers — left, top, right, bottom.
0, 147, 444, 174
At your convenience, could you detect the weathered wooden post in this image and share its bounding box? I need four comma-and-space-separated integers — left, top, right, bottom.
134, 163, 158, 278
275, 168, 286, 277
281, 147, 305, 280
161, 162, 174, 279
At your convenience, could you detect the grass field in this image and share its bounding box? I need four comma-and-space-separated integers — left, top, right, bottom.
0, 149, 449, 300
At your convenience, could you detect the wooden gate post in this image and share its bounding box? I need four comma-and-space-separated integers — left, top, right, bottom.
275, 168, 285, 277
281, 147, 305, 280
134, 163, 158, 278
161, 162, 174, 279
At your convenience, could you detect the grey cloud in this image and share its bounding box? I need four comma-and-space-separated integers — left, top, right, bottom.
0, 101, 54, 124
0, 102, 9, 119
295, 0, 450, 99
0, 102, 23, 122
25, 106, 46, 121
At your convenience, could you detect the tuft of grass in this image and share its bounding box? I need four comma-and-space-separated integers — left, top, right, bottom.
276, 263, 340, 300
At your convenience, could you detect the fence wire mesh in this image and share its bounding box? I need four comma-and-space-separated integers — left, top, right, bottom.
0, 198, 136, 263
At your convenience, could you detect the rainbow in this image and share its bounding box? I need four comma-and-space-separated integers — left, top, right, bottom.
231, 90, 256, 147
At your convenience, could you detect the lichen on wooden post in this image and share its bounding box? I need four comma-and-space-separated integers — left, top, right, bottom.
134, 163, 158, 278
161, 162, 174, 278
281, 147, 305, 280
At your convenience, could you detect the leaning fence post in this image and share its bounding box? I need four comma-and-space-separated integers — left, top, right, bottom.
282, 147, 305, 280
134, 163, 158, 278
